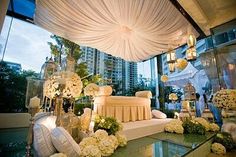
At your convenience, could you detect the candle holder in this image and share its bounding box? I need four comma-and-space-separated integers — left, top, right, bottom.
26, 106, 40, 157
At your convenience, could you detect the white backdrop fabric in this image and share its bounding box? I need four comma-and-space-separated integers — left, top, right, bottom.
34, 0, 198, 62
166, 63, 209, 94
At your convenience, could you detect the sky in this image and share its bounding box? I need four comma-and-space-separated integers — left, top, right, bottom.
0, 16, 151, 78
0, 16, 52, 73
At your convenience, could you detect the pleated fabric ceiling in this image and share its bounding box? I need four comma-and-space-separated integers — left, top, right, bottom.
35, 0, 199, 62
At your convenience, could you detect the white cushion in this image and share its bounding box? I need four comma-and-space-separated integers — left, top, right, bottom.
33, 124, 56, 157
97, 86, 113, 96
34, 112, 51, 121
35, 115, 56, 131
152, 110, 167, 119
51, 127, 81, 157
135, 91, 152, 99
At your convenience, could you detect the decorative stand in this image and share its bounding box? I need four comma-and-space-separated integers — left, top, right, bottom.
55, 96, 64, 127
26, 107, 39, 157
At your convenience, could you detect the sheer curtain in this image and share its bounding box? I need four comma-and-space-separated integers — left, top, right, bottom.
34, 0, 198, 62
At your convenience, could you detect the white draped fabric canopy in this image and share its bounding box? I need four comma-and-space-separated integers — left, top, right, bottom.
34, 0, 198, 61
166, 63, 209, 94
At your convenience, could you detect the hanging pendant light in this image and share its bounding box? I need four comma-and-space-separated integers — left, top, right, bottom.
187, 34, 196, 48
40, 57, 58, 80
168, 62, 175, 72
186, 46, 197, 61
166, 48, 176, 63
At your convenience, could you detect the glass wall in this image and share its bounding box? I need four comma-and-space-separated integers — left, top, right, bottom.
0, 16, 52, 112
159, 23, 236, 111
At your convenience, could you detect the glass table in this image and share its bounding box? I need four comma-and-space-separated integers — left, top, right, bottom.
112, 132, 215, 157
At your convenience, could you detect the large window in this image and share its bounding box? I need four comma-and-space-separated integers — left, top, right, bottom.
0, 16, 52, 112
1, 16, 52, 72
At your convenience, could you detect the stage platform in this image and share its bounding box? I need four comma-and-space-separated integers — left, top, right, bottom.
122, 118, 173, 141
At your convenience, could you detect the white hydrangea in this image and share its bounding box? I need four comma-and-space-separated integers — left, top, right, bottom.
50, 153, 67, 157
164, 119, 184, 134
80, 145, 101, 157
211, 143, 226, 155
209, 123, 220, 132
93, 129, 109, 141
84, 83, 99, 97
109, 135, 119, 149
98, 136, 115, 156
194, 118, 210, 131
213, 89, 236, 109
115, 133, 127, 147
79, 136, 98, 149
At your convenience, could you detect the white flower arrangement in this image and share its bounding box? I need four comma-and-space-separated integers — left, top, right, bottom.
80, 145, 101, 157
176, 58, 188, 70
93, 129, 108, 141
209, 123, 220, 132
165, 119, 184, 134
194, 118, 210, 131
84, 83, 100, 97
110, 135, 119, 149
98, 136, 115, 156
50, 153, 67, 157
169, 93, 178, 101
213, 89, 236, 109
43, 72, 83, 99
211, 143, 226, 155
79, 129, 127, 157
161, 75, 168, 82
79, 136, 98, 149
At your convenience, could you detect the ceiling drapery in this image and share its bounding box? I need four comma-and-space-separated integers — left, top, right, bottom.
35, 0, 198, 62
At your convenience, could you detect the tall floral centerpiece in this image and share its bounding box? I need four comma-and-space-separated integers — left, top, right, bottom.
43, 71, 83, 126
213, 89, 236, 110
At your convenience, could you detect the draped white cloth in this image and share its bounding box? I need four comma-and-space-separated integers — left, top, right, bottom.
34, 0, 198, 61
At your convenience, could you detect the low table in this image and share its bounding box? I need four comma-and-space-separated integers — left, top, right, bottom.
112, 132, 216, 157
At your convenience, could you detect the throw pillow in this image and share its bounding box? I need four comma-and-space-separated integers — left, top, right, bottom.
33, 124, 56, 157
51, 127, 81, 157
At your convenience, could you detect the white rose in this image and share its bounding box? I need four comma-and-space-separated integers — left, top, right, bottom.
211, 143, 226, 155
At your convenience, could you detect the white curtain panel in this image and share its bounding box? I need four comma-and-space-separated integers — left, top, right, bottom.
34, 0, 198, 62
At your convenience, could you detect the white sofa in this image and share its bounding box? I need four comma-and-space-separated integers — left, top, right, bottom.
94, 86, 152, 122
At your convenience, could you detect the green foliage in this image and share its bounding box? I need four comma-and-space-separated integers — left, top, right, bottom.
48, 35, 103, 88
161, 109, 176, 118
94, 115, 122, 135
0, 61, 38, 112
214, 132, 236, 151
73, 102, 91, 116
183, 120, 206, 135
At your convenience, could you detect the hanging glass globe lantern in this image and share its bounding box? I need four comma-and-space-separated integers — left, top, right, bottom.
40, 57, 58, 80
186, 47, 197, 61
61, 56, 76, 72
187, 34, 196, 48
166, 48, 176, 63
168, 62, 175, 73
